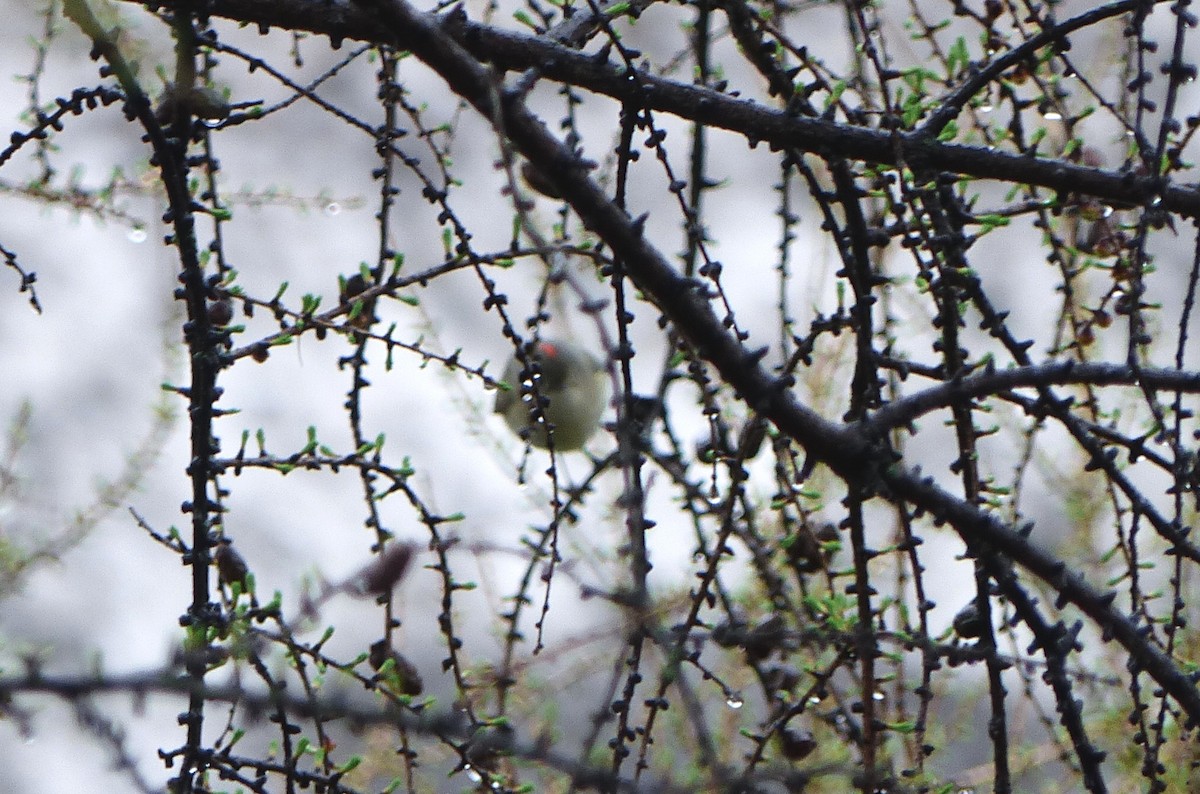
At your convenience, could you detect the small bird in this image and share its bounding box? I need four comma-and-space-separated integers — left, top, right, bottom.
494, 338, 608, 451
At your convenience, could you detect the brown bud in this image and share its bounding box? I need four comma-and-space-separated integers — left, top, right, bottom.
207, 298, 234, 327
215, 542, 249, 588
742, 615, 787, 661
952, 602, 985, 639
369, 639, 424, 696
739, 418, 767, 460
777, 727, 816, 760
465, 723, 515, 772
343, 543, 415, 599
786, 523, 837, 573
339, 273, 377, 330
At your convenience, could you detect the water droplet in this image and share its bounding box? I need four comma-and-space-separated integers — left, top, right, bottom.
128, 227, 147, 243
324, 202, 342, 216
872, 690, 885, 701
1042, 110, 1062, 121
725, 693, 744, 709
978, 103, 993, 113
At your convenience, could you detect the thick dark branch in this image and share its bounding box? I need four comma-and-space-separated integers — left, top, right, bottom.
133, 0, 1200, 741
864, 361, 1200, 435
303, 0, 1200, 730
0, 670, 884, 792
144, 0, 1200, 217
0, 670, 657, 792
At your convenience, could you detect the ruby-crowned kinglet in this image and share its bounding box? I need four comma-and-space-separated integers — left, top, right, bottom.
495, 339, 608, 450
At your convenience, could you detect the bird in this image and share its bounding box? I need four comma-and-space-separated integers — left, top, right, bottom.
494, 338, 608, 451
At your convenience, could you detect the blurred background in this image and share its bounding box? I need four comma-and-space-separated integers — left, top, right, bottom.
2, 1, 1198, 791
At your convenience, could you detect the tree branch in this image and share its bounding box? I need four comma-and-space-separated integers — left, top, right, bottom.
142, 0, 1200, 216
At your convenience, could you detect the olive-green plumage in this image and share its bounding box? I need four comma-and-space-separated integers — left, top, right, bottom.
495, 339, 607, 450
